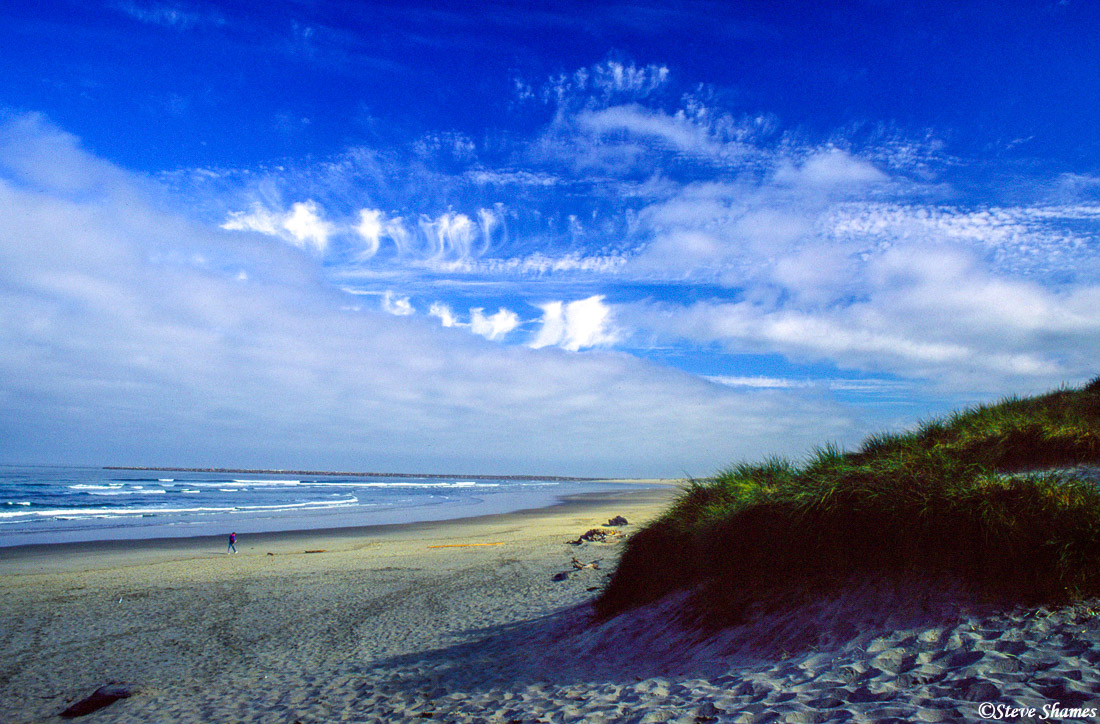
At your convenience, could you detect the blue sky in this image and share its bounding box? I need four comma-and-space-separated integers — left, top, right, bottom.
2, 1, 1099, 476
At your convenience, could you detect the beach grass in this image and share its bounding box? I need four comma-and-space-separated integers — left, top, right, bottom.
596, 377, 1100, 618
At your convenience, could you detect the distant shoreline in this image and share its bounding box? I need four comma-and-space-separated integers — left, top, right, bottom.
103, 465, 605, 483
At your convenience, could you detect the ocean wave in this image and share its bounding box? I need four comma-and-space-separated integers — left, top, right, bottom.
179, 480, 501, 489
0, 496, 362, 520
235, 496, 359, 511
357, 481, 500, 488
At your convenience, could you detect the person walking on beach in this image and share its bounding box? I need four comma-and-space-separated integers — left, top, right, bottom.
228, 532, 237, 554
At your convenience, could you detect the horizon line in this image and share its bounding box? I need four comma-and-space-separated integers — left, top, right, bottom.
103, 464, 608, 483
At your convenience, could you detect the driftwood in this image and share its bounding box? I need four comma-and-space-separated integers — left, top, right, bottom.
60, 683, 137, 718
553, 557, 601, 581
567, 528, 623, 545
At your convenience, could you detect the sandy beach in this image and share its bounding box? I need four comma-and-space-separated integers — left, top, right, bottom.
3, 484, 1100, 723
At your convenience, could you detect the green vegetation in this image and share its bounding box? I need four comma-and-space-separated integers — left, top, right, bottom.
596, 378, 1100, 618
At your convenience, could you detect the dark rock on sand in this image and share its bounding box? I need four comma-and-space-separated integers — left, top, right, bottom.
607, 516, 629, 526
60, 683, 137, 718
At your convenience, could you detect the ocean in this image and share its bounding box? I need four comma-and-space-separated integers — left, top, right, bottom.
0, 465, 647, 547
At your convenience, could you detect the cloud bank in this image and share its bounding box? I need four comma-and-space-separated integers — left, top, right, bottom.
0, 114, 852, 476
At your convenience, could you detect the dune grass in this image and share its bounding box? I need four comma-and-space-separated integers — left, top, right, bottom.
596, 378, 1100, 618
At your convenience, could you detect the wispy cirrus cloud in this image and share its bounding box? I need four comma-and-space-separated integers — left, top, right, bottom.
202, 57, 1100, 402
223, 201, 505, 266
111, 1, 226, 30
518, 60, 672, 107
574, 105, 728, 159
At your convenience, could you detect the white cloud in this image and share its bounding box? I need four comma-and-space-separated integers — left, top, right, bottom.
0, 113, 136, 194
539, 60, 671, 107
412, 131, 477, 161
470, 307, 520, 341
821, 202, 1100, 281
427, 303, 519, 342
707, 376, 912, 394
576, 105, 723, 157
590, 60, 670, 96
381, 291, 414, 316
530, 301, 566, 350
429, 302, 459, 327
418, 212, 480, 261
224, 202, 508, 266
282, 201, 332, 253
530, 296, 618, 351
349, 207, 506, 267
477, 207, 502, 245
112, 1, 224, 29
773, 149, 888, 188
222, 203, 282, 236
620, 240, 1100, 390
355, 208, 384, 258
610, 154, 1100, 390
707, 376, 807, 389
222, 200, 332, 254
466, 169, 561, 187
627, 181, 820, 279
481, 252, 627, 275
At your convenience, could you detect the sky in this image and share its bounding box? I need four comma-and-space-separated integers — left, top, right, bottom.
2, 1, 1099, 477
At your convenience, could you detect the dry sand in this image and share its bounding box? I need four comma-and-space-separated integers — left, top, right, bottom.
2, 485, 1099, 723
